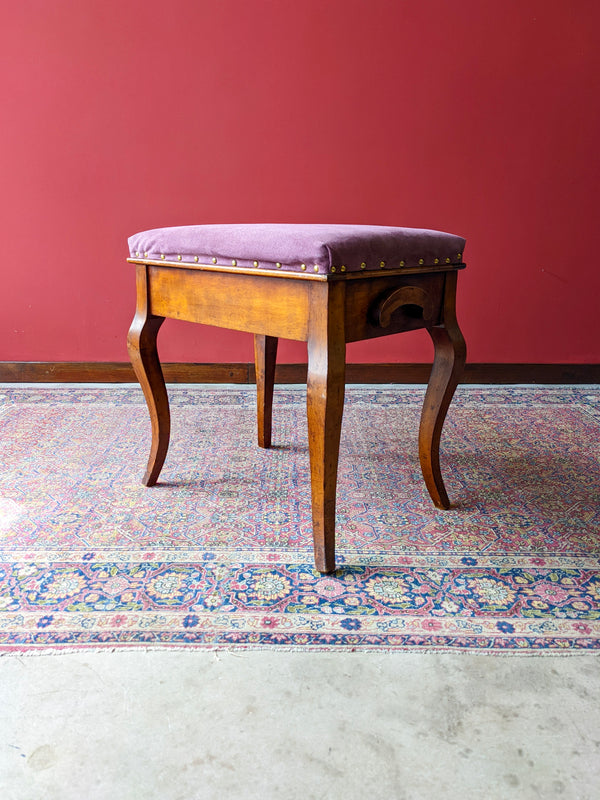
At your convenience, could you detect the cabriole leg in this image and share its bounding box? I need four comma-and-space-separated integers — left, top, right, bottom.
306, 282, 346, 573
418, 272, 466, 509
126, 264, 171, 487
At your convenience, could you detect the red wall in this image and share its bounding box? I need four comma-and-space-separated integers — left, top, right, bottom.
2, 0, 599, 365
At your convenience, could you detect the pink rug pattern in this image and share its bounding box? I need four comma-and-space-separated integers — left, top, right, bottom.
0, 385, 599, 652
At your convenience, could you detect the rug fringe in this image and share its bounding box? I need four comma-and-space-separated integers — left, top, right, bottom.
1, 644, 598, 658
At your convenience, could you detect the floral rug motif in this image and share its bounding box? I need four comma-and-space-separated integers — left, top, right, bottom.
0, 384, 599, 653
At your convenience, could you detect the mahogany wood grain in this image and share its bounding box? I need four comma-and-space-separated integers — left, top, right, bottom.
306, 281, 346, 574
148, 266, 310, 341
343, 272, 445, 342
254, 334, 278, 448
418, 272, 467, 508
126, 265, 171, 487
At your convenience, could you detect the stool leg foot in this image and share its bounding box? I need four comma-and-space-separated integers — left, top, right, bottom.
254, 334, 278, 449
418, 274, 466, 509
127, 268, 170, 487
307, 283, 345, 573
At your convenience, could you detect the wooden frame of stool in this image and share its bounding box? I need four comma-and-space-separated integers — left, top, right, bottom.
127, 256, 466, 573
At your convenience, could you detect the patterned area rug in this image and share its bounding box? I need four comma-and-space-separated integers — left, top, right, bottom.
0, 384, 599, 654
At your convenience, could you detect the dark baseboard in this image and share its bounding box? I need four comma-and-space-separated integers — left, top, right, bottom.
0, 361, 599, 384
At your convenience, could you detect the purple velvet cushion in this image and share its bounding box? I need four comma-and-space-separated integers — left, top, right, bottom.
128, 223, 465, 275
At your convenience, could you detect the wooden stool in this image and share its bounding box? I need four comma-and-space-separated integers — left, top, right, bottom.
127, 224, 466, 573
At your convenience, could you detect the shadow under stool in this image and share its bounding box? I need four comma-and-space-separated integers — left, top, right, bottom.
127, 223, 467, 573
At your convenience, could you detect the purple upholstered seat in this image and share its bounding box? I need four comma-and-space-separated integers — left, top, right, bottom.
128, 223, 465, 275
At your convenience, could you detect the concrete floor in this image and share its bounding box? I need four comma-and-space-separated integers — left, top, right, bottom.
1, 650, 599, 800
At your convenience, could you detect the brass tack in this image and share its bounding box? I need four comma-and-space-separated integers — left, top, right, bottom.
212, 257, 217, 264
340, 265, 346, 272
300, 264, 306, 271
380, 260, 385, 269
177, 255, 182, 261
231, 259, 237, 266
360, 262, 366, 270
418, 258, 424, 265
144, 252, 148, 258
457, 253, 462, 259
253, 260, 259, 267
331, 266, 336, 273
399, 260, 405, 267
434, 258, 439, 265
313, 265, 319, 273
276, 262, 282, 269
160, 254, 165, 259
135, 251, 139, 257
445, 257, 451, 263
194, 256, 199, 262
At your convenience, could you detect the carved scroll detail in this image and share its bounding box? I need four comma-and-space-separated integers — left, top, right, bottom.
375, 285, 434, 327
